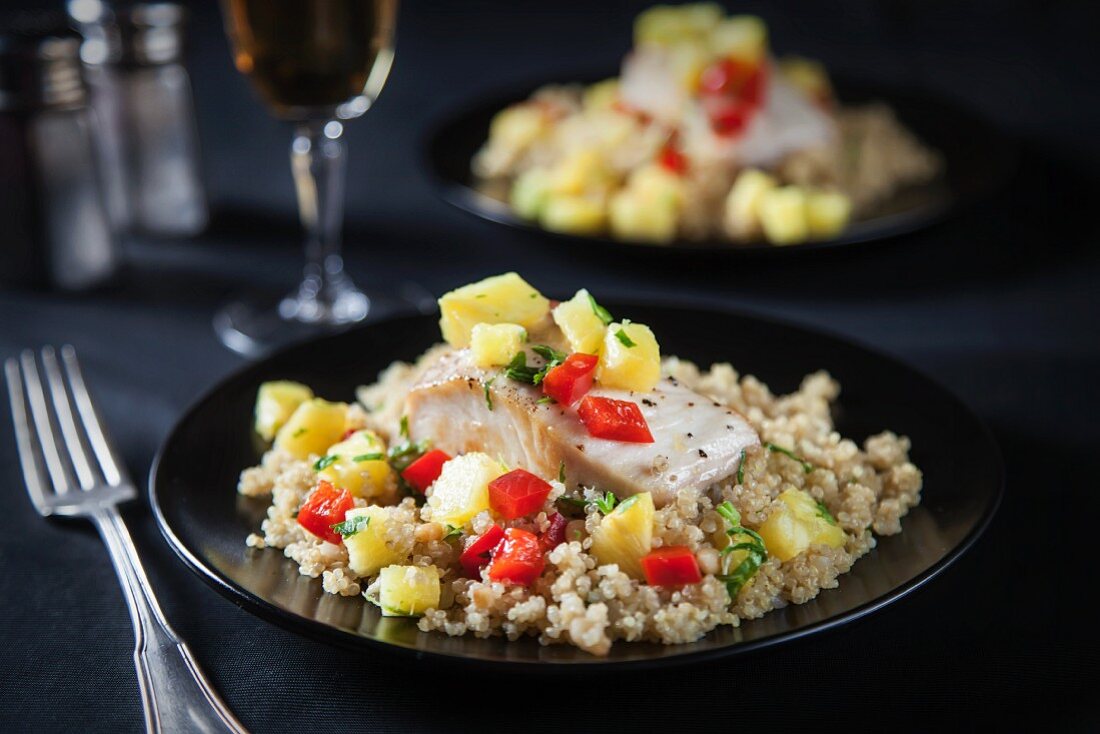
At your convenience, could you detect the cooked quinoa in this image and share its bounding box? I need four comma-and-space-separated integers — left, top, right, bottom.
238, 352, 922, 656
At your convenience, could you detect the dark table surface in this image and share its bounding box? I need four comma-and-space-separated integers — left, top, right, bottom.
2, 1, 1098, 731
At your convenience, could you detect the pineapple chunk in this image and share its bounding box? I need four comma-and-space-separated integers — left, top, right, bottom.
590, 492, 655, 580
254, 381, 313, 442
805, 190, 852, 240
610, 164, 683, 243
343, 506, 414, 577
425, 453, 503, 527
470, 322, 527, 367
609, 188, 678, 244
438, 273, 550, 348
273, 398, 348, 460
552, 289, 607, 355
778, 56, 833, 104
597, 321, 661, 392
629, 164, 684, 207
667, 40, 712, 91
550, 149, 612, 197
635, 4, 722, 46
488, 104, 548, 151
317, 430, 393, 499
584, 78, 620, 111
724, 168, 777, 239
539, 195, 607, 236
758, 186, 810, 245
378, 565, 441, 617
710, 15, 768, 63
510, 168, 553, 220
757, 488, 846, 562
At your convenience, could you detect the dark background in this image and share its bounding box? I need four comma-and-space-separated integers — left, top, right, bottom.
2, 0, 1099, 730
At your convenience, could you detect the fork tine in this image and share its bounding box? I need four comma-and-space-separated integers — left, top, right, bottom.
5, 358, 53, 514
59, 345, 128, 487
20, 350, 75, 495
42, 347, 99, 490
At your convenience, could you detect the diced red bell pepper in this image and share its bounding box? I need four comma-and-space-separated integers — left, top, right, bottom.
460, 524, 506, 577
641, 546, 703, 586
541, 512, 569, 550
699, 57, 754, 97
487, 528, 546, 586
577, 396, 654, 443
401, 449, 451, 493
709, 101, 751, 137
657, 144, 689, 176
739, 62, 768, 108
297, 480, 354, 545
541, 353, 598, 406
489, 468, 554, 520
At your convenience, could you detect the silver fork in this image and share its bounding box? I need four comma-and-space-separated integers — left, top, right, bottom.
5, 346, 248, 734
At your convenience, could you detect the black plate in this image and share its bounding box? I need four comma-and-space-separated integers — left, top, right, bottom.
425, 75, 1013, 257
151, 304, 1001, 670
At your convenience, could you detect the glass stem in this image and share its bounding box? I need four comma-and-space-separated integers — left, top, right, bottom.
287, 120, 360, 321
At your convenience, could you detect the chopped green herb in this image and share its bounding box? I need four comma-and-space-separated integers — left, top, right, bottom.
587, 293, 613, 326
815, 500, 837, 526
556, 495, 588, 510
714, 501, 768, 600
736, 448, 746, 485
504, 346, 565, 386
291, 427, 307, 438
594, 491, 619, 514
504, 351, 540, 384
352, 452, 384, 462
443, 524, 464, 540
331, 514, 369, 538
387, 425, 430, 501
614, 328, 636, 348
572, 529, 583, 540
484, 377, 495, 411
529, 292, 538, 299
475, 293, 487, 299
313, 454, 340, 471
765, 442, 814, 473
558, 460, 566, 484
537, 396, 555, 405
531, 344, 567, 364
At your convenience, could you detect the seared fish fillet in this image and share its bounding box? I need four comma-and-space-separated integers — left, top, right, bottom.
404, 348, 758, 507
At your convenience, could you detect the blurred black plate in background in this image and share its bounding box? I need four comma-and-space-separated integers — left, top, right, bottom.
425, 76, 1014, 258
151, 304, 1001, 671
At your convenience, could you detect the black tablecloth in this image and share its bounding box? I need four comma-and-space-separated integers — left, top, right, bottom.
2, 1, 1098, 731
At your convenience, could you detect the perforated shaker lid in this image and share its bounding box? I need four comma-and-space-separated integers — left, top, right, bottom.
0, 12, 86, 111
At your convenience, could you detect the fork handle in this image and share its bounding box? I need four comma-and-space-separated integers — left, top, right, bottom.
93, 509, 249, 734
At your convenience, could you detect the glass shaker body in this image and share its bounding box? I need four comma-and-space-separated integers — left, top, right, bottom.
0, 26, 118, 291
87, 60, 207, 236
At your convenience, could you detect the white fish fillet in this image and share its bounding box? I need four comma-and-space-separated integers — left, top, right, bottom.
404, 348, 758, 507
620, 48, 836, 167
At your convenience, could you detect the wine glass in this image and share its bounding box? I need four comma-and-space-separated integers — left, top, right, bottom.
215, 0, 400, 355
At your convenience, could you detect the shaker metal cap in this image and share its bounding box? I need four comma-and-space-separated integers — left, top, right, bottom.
0, 12, 85, 111
71, 1, 188, 67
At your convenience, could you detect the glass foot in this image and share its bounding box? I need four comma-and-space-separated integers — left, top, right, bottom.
214, 281, 434, 357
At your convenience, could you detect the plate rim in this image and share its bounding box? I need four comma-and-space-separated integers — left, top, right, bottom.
421, 71, 1015, 258
149, 304, 1004, 671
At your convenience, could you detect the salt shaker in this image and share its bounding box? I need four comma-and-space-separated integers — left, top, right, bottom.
71, 1, 208, 237
0, 14, 119, 290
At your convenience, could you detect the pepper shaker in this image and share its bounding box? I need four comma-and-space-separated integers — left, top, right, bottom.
71, 1, 208, 237
0, 13, 119, 290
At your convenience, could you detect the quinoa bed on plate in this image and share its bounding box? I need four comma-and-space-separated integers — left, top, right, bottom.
239, 353, 921, 656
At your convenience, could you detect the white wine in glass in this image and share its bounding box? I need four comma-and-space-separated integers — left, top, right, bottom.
216, 0, 399, 355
